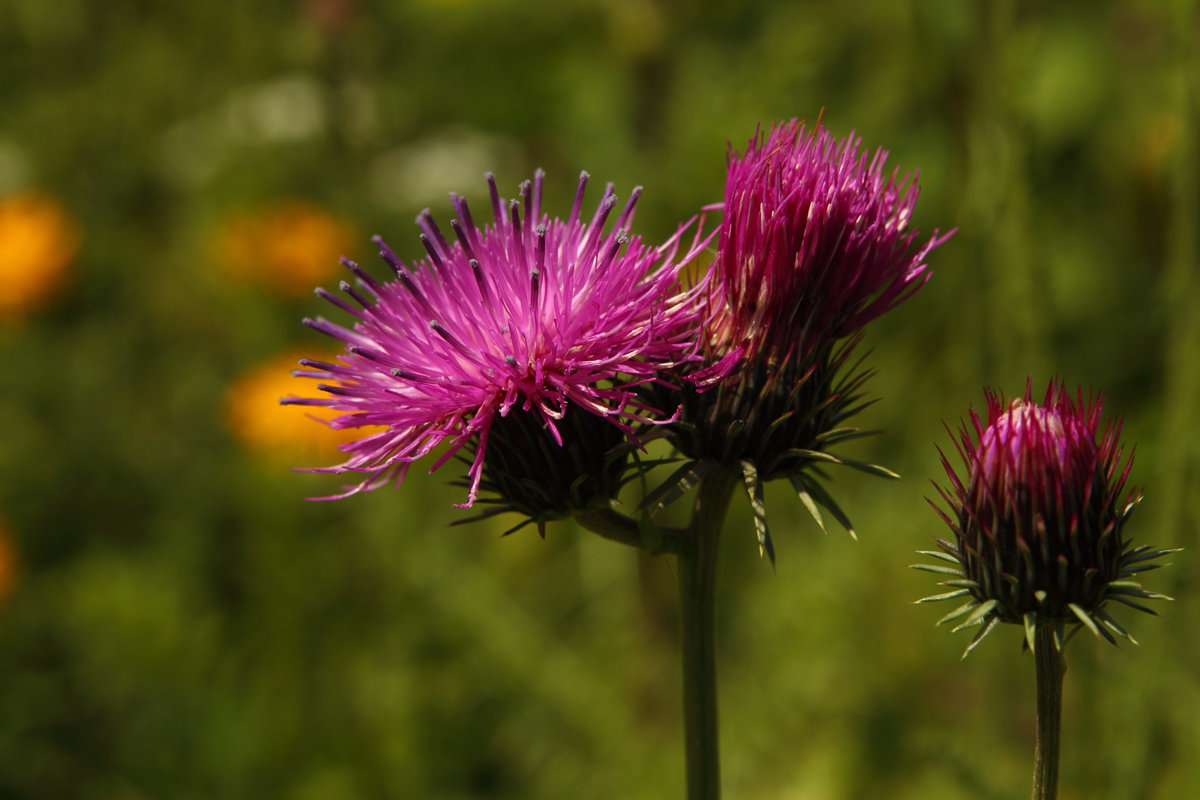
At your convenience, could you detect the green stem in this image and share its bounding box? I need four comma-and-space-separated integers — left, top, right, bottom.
575, 507, 686, 555
1032, 625, 1066, 800
677, 471, 738, 800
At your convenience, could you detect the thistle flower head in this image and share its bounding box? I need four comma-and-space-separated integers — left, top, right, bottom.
649, 120, 951, 560
916, 379, 1178, 656
714, 119, 951, 361
285, 170, 713, 528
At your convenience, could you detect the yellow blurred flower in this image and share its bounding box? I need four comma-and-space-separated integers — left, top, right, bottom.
227, 350, 379, 462
215, 203, 354, 297
0, 191, 80, 319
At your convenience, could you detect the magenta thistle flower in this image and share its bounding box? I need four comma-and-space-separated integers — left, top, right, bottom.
916, 379, 1177, 657
284, 171, 713, 531
648, 120, 951, 560
714, 119, 951, 361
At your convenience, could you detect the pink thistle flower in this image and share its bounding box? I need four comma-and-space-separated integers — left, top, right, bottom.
285, 171, 714, 528
715, 119, 951, 360
916, 379, 1177, 657
649, 120, 952, 560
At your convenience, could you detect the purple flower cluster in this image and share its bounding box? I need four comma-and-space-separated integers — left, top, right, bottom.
288, 119, 951, 541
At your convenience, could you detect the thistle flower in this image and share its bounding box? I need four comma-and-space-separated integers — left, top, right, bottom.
714, 119, 949, 361
648, 120, 951, 559
916, 379, 1177, 657
285, 170, 713, 533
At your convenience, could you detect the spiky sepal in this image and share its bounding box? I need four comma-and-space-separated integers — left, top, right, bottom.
913, 504, 1179, 658
451, 406, 631, 538
644, 337, 898, 561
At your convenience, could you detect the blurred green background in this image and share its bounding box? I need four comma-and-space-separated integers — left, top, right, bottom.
1, 0, 1197, 798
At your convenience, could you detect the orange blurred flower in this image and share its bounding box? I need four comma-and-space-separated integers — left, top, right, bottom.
215, 203, 354, 297
0, 191, 80, 320
303, 0, 360, 32
0, 522, 17, 607
227, 350, 381, 462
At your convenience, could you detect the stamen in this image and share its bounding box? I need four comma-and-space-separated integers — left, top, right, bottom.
450, 219, 478, 263
419, 233, 446, 271
520, 179, 533, 228
341, 258, 383, 295
486, 173, 503, 227
339, 280, 373, 311
580, 190, 618, 260
450, 193, 478, 244
315, 287, 360, 318
396, 271, 438, 319
535, 223, 547, 273
429, 320, 471, 355
416, 209, 452, 260
613, 185, 642, 233
529, 268, 541, 315
469, 258, 489, 302
373, 236, 407, 278
569, 171, 589, 225
509, 199, 527, 265
531, 168, 545, 222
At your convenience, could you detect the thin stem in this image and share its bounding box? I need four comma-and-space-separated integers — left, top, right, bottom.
677, 470, 738, 800
1032, 625, 1066, 800
575, 506, 687, 555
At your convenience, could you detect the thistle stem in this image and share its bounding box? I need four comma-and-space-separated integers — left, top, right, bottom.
575, 507, 687, 555
1032, 625, 1066, 800
677, 471, 737, 800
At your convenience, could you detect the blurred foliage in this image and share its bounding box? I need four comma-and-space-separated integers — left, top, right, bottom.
1, 0, 1197, 798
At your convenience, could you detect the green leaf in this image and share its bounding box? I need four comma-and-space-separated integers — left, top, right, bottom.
741, 460, 775, 564
786, 449, 843, 465
789, 472, 856, 540
954, 598, 998, 632
1093, 609, 1138, 645
1124, 546, 1182, 564
962, 616, 1001, 659
827, 456, 901, 480
1023, 613, 1037, 654
909, 563, 965, 576
449, 506, 514, 526
1119, 562, 1167, 577
502, 517, 537, 537
814, 427, 883, 445
1107, 583, 1174, 601
638, 459, 714, 513
1068, 603, 1103, 640
916, 549, 960, 564
915, 589, 971, 604
936, 600, 979, 626
1110, 595, 1159, 615
795, 489, 826, 534
785, 448, 900, 479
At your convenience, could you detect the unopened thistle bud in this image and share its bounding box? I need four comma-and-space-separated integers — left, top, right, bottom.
915, 379, 1177, 657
